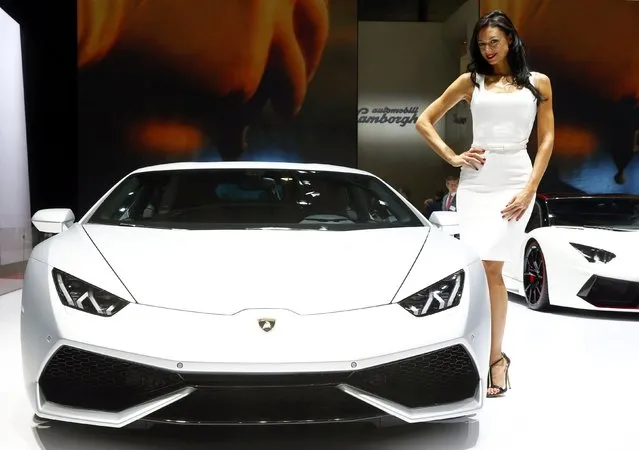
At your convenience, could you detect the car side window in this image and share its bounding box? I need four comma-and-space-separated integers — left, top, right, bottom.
525, 201, 543, 233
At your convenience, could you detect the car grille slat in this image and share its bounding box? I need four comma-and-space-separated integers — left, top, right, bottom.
146, 386, 384, 424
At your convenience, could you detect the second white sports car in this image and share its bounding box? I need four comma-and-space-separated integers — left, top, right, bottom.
22, 162, 491, 429
503, 193, 639, 312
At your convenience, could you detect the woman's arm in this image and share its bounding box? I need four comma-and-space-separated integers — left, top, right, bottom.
526, 73, 555, 191
416, 73, 484, 170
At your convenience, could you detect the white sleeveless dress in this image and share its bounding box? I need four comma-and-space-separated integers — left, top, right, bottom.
456, 73, 538, 262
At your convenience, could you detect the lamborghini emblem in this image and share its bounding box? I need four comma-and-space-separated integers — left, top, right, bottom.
258, 318, 276, 332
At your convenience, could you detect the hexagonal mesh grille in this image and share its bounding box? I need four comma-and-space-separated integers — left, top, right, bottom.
39, 346, 183, 412
348, 344, 479, 407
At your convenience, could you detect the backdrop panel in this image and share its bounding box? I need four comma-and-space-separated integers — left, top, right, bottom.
0, 7, 31, 266
77, 0, 357, 213
481, 0, 639, 194
358, 0, 478, 205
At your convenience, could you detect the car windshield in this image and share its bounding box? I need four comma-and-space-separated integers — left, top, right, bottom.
87, 168, 423, 230
547, 197, 639, 230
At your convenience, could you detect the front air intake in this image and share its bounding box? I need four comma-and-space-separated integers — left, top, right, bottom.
348, 344, 479, 407
39, 346, 183, 412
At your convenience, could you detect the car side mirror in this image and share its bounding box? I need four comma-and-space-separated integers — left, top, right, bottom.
32, 208, 75, 234
429, 211, 459, 227
429, 211, 460, 237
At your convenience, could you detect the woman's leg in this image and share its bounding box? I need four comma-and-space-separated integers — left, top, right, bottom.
482, 260, 510, 396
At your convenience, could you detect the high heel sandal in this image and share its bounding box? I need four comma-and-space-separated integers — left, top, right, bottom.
487, 352, 511, 397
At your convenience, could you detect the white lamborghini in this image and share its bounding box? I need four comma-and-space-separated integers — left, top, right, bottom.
21, 162, 491, 429
503, 193, 639, 312
431, 193, 639, 313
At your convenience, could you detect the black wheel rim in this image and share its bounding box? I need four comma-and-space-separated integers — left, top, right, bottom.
524, 244, 544, 305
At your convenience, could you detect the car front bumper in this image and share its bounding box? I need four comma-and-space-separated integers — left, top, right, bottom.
21, 258, 491, 427
544, 256, 639, 312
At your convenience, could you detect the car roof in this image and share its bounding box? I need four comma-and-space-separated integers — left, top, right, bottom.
131, 161, 373, 177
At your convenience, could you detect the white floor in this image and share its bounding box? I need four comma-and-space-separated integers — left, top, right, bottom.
1, 289, 638, 450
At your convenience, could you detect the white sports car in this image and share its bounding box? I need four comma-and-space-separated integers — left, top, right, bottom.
432, 193, 639, 313
503, 193, 639, 312
21, 162, 491, 429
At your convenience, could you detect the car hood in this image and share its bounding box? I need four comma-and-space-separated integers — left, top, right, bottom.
553, 226, 639, 253
82, 224, 429, 315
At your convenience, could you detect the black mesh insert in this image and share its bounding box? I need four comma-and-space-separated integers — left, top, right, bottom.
577, 275, 639, 309
39, 346, 183, 412
147, 386, 384, 424
348, 344, 479, 407
180, 371, 350, 387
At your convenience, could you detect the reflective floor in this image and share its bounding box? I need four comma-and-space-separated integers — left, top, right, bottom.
0, 277, 22, 296
0, 266, 23, 296
1, 289, 638, 450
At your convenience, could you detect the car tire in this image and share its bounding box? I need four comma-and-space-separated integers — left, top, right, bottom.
522, 239, 550, 311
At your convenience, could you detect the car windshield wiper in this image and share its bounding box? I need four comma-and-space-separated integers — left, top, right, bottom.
301, 216, 351, 223
118, 221, 145, 227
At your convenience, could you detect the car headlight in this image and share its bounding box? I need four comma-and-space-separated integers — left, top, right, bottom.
52, 268, 129, 317
398, 269, 464, 317
570, 243, 616, 263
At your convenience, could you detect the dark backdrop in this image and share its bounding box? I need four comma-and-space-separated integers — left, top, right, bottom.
481, 0, 639, 195
2, 0, 357, 217
76, 0, 358, 213
6, 0, 636, 219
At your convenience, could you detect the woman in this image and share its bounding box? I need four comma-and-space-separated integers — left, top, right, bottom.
415, 10, 554, 397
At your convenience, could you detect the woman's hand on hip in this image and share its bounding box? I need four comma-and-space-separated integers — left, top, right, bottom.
449, 147, 485, 170
502, 188, 535, 221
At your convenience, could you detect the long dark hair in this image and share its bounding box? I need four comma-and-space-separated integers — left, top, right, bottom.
467, 10, 545, 103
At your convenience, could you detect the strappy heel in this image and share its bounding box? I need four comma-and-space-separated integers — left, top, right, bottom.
487, 352, 511, 397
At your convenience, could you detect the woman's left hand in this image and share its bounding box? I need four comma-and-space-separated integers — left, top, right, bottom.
502, 188, 535, 221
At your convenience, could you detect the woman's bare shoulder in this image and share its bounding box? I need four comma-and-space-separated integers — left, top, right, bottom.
453, 72, 476, 102
531, 71, 551, 85
455, 72, 476, 87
